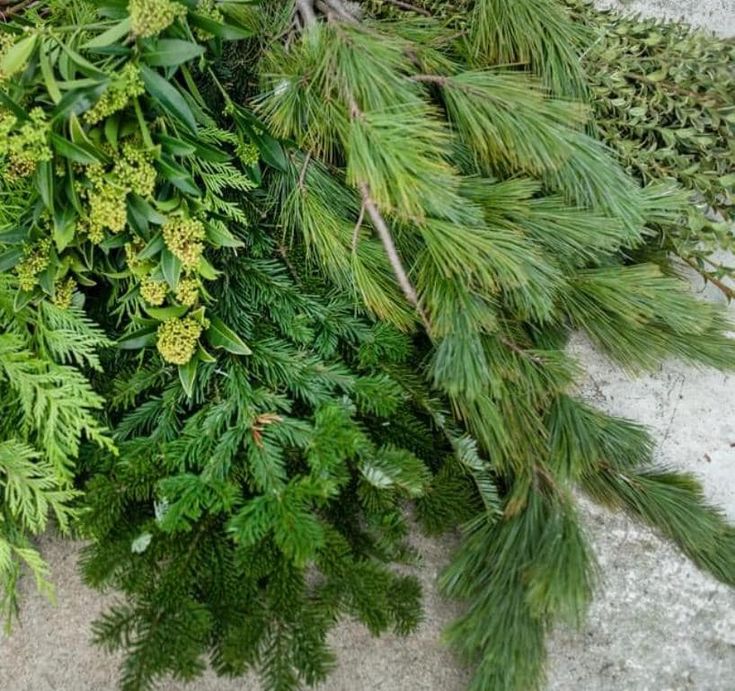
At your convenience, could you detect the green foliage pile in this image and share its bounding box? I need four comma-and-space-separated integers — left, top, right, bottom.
0, 1, 732, 691
566, 0, 735, 295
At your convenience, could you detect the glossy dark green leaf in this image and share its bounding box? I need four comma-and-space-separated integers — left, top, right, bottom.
179, 132, 230, 162
140, 65, 197, 132
188, 13, 254, 40
0, 228, 28, 245
51, 82, 108, 120
138, 232, 166, 260
206, 316, 252, 355
161, 248, 182, 290
118, 326, 158, 350
0, 248, 23, 273
50, 133, 104, 165
178, 357, 198, 397
158, 133, 197, 157
157, 157, 201, 196
255, 133, 289, 172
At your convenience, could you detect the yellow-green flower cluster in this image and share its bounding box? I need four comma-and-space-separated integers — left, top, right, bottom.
86, 166, 128, 241
162, 217, 205, 268
53, 277, 77, 309
15, 239, 51, 292
125, 237, 146, 272
236, 140, 260, 167
84, 63, 145, 125
83, 144, 156, 242
130, 0, 188, 38
140, 277, 168, 305
156, 315, 204, 364
194, 0, 224, 41
175, 277, 199, 306
117, 143, 157, 198
0, 108, 52, 181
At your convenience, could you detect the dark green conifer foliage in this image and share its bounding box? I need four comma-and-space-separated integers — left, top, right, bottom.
0, 1, 733, 691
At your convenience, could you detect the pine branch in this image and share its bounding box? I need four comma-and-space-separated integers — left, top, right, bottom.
358, 182, 430, 331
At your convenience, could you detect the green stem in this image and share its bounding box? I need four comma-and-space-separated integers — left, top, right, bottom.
133, 97, 154, 151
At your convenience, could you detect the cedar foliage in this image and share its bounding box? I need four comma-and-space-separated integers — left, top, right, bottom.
0, 1, 733, 690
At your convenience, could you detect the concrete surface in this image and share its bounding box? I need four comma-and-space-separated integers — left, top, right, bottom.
2, 2, 735, 690
596, 0, 735, 36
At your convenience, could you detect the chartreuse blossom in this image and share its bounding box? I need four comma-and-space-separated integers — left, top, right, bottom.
156, 315, 205, 365
175, 277, 199, 306
53, 277, 77, 309
140, 277, 168, 306
0, 108, 52, 181
236, 140, 260, 167
162, 217, 206, 268
129, 0, 188, 38
117, 142, 157, 198
82, 143, 156, 243
15, 239, 51, 292
84, 63, 145, 125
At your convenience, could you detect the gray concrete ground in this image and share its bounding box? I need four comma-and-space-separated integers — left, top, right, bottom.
597, 0, 735, 36
2, 1, 734, 690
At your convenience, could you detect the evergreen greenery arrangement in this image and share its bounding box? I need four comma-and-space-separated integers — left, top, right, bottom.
0, 1, 733, 690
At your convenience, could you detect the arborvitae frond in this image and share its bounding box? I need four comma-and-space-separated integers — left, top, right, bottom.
0, 334, 113, 474
0, 439, 79, 626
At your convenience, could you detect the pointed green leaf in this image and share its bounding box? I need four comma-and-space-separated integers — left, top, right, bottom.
178, 356, 198, 397
144, 304, 188, 321
0, 35, 38, 79
40, 44, 62, 104
83, 17, 132, 50
35, 161, 54, 210
118, 326, 157, 350
50, 133, 104, 165
140, 65, 197, 132
255, 133, 288, 172
161, 248, 182, 290
142, 39, 205, 67
206, 222, 244, 248
206, 316, 252, 355
138, 232, 165, 260
188, 13, 253, 40
0, 248, 22, 273
157, 156, 200, 196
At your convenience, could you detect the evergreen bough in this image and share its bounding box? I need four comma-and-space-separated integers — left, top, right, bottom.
0, 1, 732, 690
